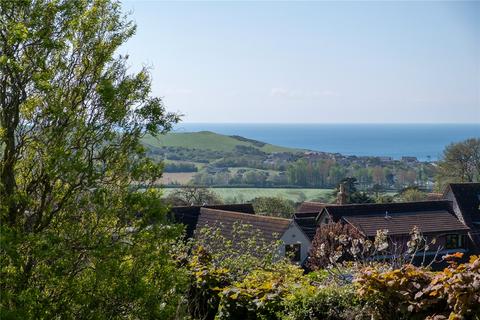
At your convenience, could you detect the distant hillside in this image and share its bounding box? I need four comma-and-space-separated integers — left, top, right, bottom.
142, 131, 303, 154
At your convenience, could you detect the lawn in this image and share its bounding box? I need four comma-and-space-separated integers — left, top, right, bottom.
163, 187, 333, 203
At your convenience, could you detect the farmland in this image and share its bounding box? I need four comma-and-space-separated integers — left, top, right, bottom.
163, 187, 334, 203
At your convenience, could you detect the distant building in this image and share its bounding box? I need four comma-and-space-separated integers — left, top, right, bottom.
378, 156, 393, 162
401, 156, 418, 163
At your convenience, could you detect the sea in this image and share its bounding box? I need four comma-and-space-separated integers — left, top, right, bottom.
172, 123, 480, 161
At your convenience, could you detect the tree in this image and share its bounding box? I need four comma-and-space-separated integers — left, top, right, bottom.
331, 177, 375, 204
251, 196, 295, 218
1, 1, 185, 317
436, 138, 480, 190
164, 186, 223, 206
395, 186, 427, 202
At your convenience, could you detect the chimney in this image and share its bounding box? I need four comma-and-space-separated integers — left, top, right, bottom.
337, 183, 347, 205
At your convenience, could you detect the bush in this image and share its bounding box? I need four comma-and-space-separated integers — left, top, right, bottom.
281, 284, 367, 320
355, 254, 480, 320
186, 223, 283, 319
252, 197, 295, 218
216, 264, 310, 320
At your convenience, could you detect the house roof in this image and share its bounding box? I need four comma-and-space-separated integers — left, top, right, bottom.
293, 212, 320, 241
297, 201, 331, 213
343, 210, 469, 237
426, 193, 444, 200
170, 203, 255, 238
323, 200, 455, 222
445, 183, 480, 223
197, 208, 291, 242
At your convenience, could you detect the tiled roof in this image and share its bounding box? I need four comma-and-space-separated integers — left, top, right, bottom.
197, 208, 291, 242
297, 201, 331, 213
426, 193, 444, 200
343, 210, 469, 237
293, 212, 319, 241
170, 204, 255, 238
324, 200, 455, 222
446, 183, 480, 223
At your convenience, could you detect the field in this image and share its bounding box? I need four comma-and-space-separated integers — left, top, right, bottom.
163, 187, 334, 203
160, 172, 197, 185
142, 131, 304, 153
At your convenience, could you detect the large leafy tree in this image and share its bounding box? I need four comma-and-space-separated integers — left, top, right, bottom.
436, 138, 480, 190
0, 0, 185, 318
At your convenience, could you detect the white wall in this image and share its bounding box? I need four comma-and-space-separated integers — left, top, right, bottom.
279, 222, 312, 265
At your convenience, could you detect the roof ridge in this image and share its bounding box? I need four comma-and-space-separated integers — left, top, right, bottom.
200, 207, 291, 222
326, 199, 450, 208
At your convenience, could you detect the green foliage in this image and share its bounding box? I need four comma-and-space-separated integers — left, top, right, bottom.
217, 264, 310, 320
395, 186, 427, 202
186, 223, 283, 319
281, 284, 367, 320
0, 0, 184, 318
186, 229, 480, 320
436, 138, 480, 190
332, 178, 375, 204
252, 196, 295, 218
143, 131, 298, 154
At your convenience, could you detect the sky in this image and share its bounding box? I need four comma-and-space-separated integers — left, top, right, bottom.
121, 1, 480, 123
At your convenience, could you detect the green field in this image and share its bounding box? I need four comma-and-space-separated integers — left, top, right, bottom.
142, 131, 304, 153
163, 187, 333, 203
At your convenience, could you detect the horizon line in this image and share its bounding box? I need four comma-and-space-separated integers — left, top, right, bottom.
176, 122, 480, 125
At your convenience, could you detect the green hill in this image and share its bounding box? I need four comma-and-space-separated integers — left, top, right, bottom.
142, 131, 303, 154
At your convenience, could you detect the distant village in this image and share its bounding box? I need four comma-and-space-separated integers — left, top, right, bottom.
153, 141, 436, 190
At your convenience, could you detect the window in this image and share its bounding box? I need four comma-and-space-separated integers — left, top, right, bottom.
445, 234, 465, 249
285, 244, 301, 262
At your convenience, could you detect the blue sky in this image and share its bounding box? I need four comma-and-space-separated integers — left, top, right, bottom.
121, 1, 480, 123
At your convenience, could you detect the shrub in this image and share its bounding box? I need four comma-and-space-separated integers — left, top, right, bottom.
186, 223, 283, 319
355, 255, 480, 320
216, 263, 310, 320
281, 284, 368, 320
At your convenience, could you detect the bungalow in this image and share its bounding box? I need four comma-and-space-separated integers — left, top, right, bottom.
196, 208, 311, 265
170, 203, 255, 238
443, 183, 480, 253
298, 200, 471, 263
169, 204, 312, 265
